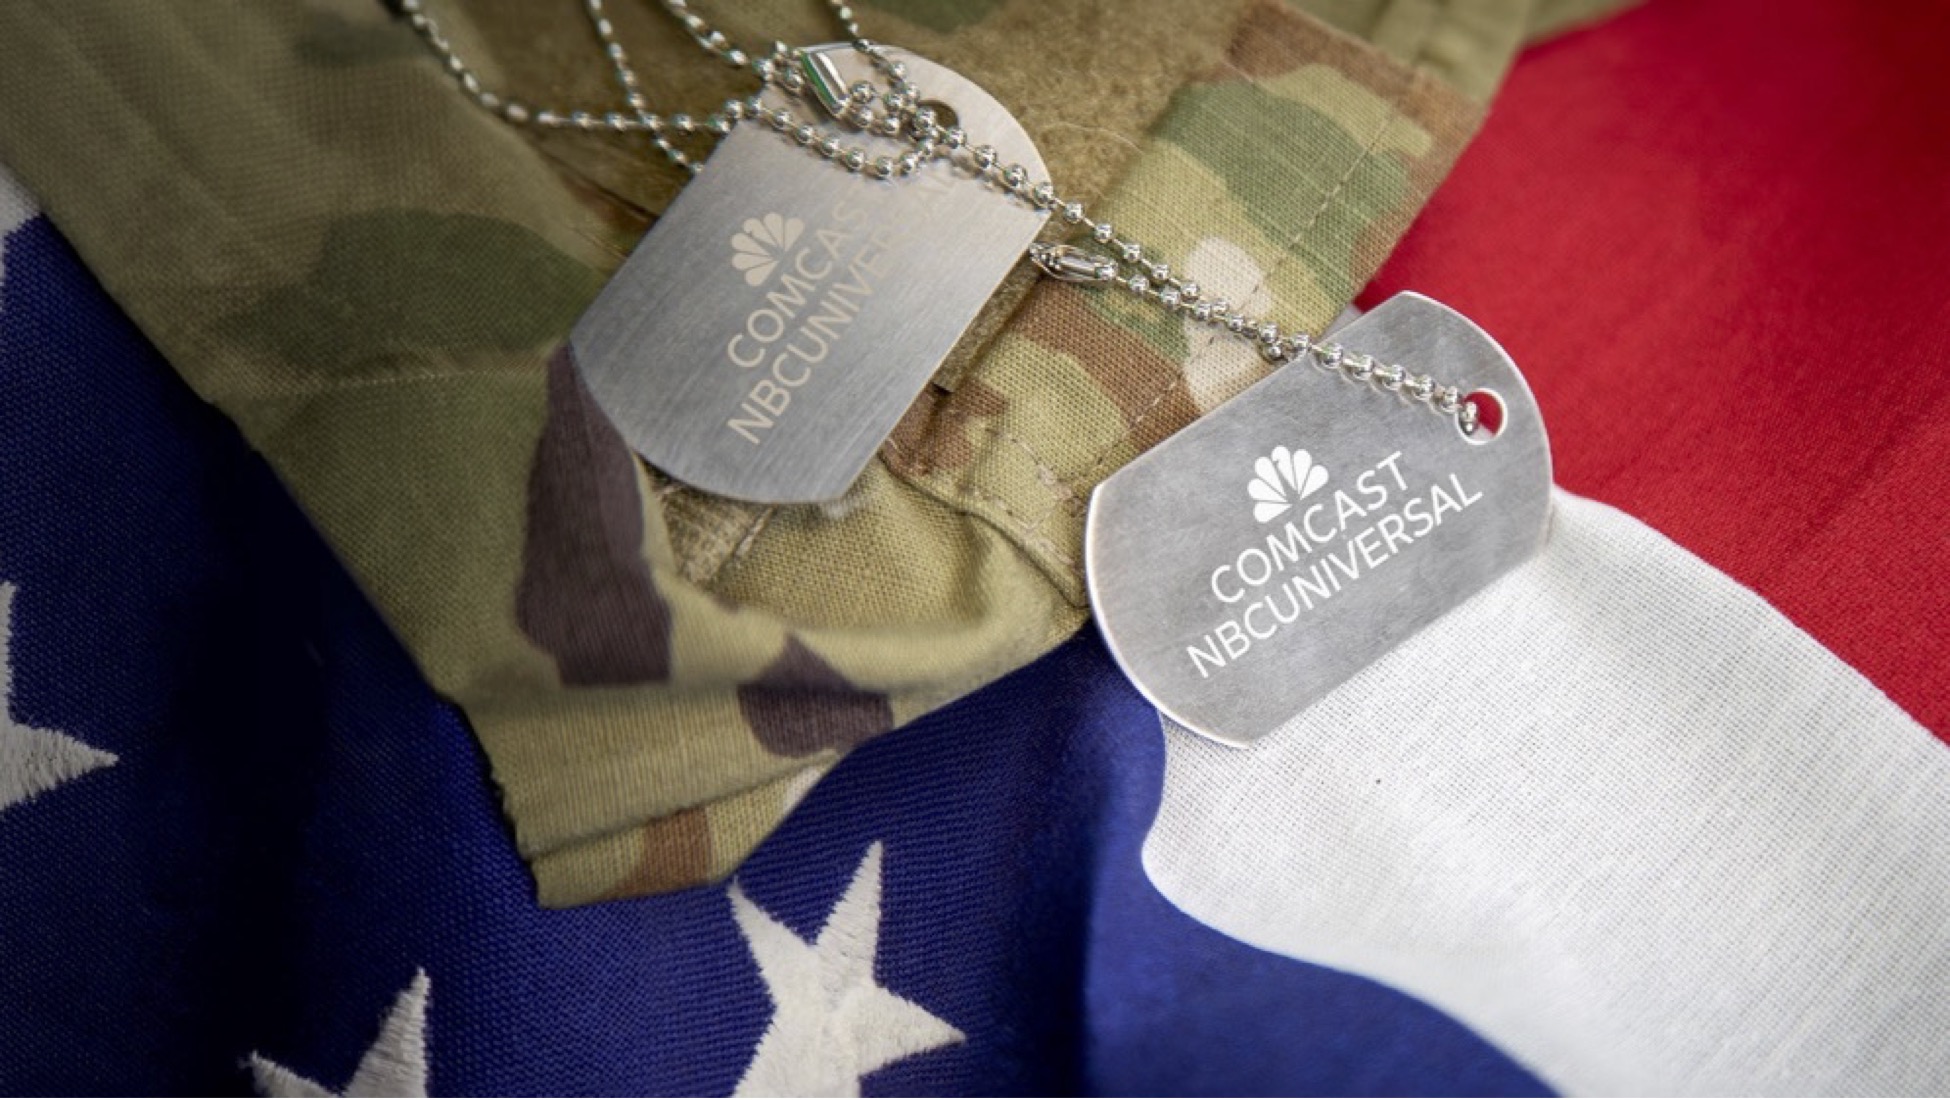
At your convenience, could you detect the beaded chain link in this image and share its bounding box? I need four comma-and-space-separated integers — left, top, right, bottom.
399, 0, 1483, 435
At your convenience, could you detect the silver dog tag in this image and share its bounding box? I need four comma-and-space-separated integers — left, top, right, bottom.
1086, 293, 1553, 746
571, 45, 1048, 503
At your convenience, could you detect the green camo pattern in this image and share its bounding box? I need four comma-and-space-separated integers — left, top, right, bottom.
0, 0, 1621, 905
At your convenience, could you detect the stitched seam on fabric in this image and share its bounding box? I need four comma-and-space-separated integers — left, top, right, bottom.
1060, 13, 1438, 515
1098, 50, 1330, 430
711, 506, 776, 582
934, 406, 1079, 502
881, 434, 1080, 570
1043, 187, 1253, 520
685, 509, 747, 579
880, 275, 1067, 485
955, 483, 1079, 570
877, 387, 1078, 511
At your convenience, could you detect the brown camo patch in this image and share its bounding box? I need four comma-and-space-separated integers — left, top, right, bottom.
1354, 86, 1481, 263
1015, 286, 1201, 457
515, 346, 675, 684
597, 807, 713, 900
737, 637, 894, 757
885, 377, 1010, 476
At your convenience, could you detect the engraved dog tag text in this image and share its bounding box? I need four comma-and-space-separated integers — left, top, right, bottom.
571, 45, 1048, 503
1086, 294, 1553, 746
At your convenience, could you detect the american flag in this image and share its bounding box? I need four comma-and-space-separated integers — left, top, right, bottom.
3, 0, 1947, 1093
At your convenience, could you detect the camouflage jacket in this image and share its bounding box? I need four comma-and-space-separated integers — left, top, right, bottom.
0, 0, 1623, 906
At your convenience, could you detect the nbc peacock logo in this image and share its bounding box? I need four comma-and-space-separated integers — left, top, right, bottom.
730, 213, 804, 287
1248, 445, 1329, 523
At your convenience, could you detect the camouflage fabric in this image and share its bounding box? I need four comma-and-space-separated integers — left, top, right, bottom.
0, 0, 1617, 906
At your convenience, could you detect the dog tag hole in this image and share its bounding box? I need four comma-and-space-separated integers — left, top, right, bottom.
920, 101, 959, 128
1463, 389, 1505, 444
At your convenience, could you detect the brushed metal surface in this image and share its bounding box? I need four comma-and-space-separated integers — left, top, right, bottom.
570, 45, 1048, 503
1086, 294, 1553, 746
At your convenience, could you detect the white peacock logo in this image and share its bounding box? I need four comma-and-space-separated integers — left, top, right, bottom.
730, 213, 804, 287
1248, 446, 1329, 523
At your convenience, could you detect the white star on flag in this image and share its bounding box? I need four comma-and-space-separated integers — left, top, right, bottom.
0, 582, 116, 814
249, 970, 432, 1098
731, 841, 963, 1097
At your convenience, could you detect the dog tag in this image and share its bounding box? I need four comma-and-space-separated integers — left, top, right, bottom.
1086, 293, 1553, 746
571, 45, 1048, 503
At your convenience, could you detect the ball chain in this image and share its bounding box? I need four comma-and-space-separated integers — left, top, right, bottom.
398, 0, 1483, 435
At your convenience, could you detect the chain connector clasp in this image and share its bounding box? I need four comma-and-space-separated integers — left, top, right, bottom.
1030, 243, 1118, 284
